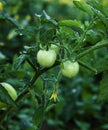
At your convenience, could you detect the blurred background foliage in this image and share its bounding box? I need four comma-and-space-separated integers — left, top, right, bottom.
0, 0, 108, 130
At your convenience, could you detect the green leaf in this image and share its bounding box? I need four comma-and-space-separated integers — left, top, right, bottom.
98, 73, 108, 102
73, 1, 93, 16
96, 56, 108, 73
29, 88, 38, 108
92, 8, 107, 27
0, 84, 16, 107
14, 54, 27, 70
58, 26, 75, 39
35, 10, 57, 26
0, 13, 20, 28
92, 20, 106, 33
78, 60, 97, 74
87, 0, 108, 17
6, 15, 20, 28
45, 104, 55, 112
75, 120, 90, 130
40, 28, 56, 45
58, 20, 83, 30
32, 106, 44, 129
16, 25, 38, 38
76, 39, 108, 59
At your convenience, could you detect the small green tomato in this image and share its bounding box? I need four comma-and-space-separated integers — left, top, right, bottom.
0, 82, 17, 109
0, 102, 7, 109
61, 60, 79, 78
37, 49, 57, 67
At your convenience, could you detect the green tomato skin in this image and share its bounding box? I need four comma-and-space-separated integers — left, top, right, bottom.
0, 82, 17, 109
0, 101, 7, 109
61, 60, 79, 78
1, 82, 17, 100
37, 50, 57, 67
50, 44, 60, 55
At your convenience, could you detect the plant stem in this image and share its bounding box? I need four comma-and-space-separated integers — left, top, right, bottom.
0, 61, 59, 124
78, 60, 97, 74
16, 70, 41, 102
16, 61, 59, 103
1, 39, 108, 123
73, 17, 97, 52
76, 39, 108, 60
26, 59, 37, 70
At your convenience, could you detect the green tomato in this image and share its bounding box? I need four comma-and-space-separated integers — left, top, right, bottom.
61, 60, 79, 78
0, 82, 17, 109
0, 102, 7, 109
1, 82, 17, 100
37, 49, 57, 67
50, 43, 60, 55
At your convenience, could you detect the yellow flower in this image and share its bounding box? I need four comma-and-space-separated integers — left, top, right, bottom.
59, 0, 73, 5
50, 92, 58, 102
25, 15, 31, 21
14, 15, 19, 20
0, 2, 3, 11
102, 0, 108, 6
44, 0, 51, 2
77, 0, 85, 1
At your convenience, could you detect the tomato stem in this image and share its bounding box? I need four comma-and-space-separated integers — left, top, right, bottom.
73, 17, 97, 52
76, 39, 108, 60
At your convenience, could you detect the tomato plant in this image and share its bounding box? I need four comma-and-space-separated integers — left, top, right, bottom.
0, 0, 108, 130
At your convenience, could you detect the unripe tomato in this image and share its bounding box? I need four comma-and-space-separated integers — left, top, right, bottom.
0, 82, 17, 109
1, 82, 17, 100
0, 102, 7, 109
37, 50, 57, 67
61, 60, 79, 78
50, 44, 60, 55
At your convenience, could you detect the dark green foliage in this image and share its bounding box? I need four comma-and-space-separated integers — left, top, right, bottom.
0, 0, 108, 130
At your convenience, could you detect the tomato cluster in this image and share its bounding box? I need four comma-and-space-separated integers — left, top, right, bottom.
37, 44, 79, 78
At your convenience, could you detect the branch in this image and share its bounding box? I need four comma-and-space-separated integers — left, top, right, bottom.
78, 60, 97, 74
16, 61, 60, 102
76, 39, 108, 60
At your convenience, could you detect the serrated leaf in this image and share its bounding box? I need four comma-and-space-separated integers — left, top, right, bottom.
32, 106, 44, 129
98, 73, 108, 102
45, 104, 55, 112
40, 28, 56, 44
16, 25, 38, 38
29, 88, 38, 108
0, 84, 16, 107
59, 26, 75, 38
93, 20, 106, 33
96, 56, 108, 73
6, 15, 20, 28
58, 20, 83, 30
14, 54, 27, 70
35, 10, 57, 26
73, 1, 94, 15
92, 8, 107, 27
87, 0, 108, 17
0, 13, 20, 28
